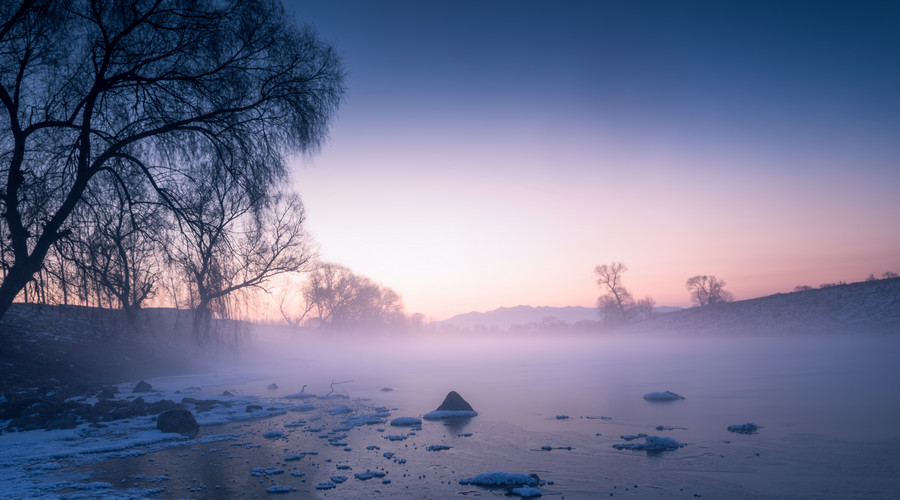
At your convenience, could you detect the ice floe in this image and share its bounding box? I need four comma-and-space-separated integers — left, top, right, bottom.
643, 391, 685, 401
459, 472, 541, 487
390, 416, 422, 426
727, 422, 760, 434
613, 435, 684, 451
512, 485, 543, 497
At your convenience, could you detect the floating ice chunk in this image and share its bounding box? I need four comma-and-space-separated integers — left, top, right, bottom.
426, 445, 451, 451
329, 406, 353, 415
355, 470, 386, 480
511, 486, 543, 497
263, 430, 284, 439
459, 472, 540, 487
290, 471, 305, 477
250, 467, 284, 477
315, 482, 336, 490
284, 453, 306, 461
390, 417, 422, 426
330, 475, 348, 483
383, 452, 394, 459
620, 433, 647, 441
612, 436, 684, 451
342, 413, 388, 427
386, 435, 407, 441
284, 392, 317, 399
266, 483, 292, 493
727, 422, 760, 434
71, 482, 113, 490
555, 415, 570, 420
643, 391, 685, 401
423, 410, 478, 419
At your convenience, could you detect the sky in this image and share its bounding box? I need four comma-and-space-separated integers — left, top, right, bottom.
283, 0, 900, 321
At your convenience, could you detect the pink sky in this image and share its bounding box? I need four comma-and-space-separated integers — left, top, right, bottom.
285, 1, 900, 321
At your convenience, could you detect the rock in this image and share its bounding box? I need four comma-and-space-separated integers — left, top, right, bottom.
221, 390, 234, 397
97, 386, 118, 399
133, 380, 153, 393
424, 391, 478, 420
267, 383, 279, 390
45, 413, 78, 430
643, 391, 685, 401
727, 422, 760, 434
156, 409, 199, 434
147, 399, 184, 415
435, 391, 474, 412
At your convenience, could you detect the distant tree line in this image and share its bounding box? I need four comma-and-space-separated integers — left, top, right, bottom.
795, 271, 899, 292
0, 1, 345, 342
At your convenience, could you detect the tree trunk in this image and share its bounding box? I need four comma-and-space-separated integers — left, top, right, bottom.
0, 260, 38, 324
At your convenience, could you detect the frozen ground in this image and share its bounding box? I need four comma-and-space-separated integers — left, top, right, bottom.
3, 332, 900, 498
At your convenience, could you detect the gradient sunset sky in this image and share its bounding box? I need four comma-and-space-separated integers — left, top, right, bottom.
285, 0, 900, 321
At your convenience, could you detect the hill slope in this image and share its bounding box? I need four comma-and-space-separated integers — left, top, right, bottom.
621, 278, 900, 335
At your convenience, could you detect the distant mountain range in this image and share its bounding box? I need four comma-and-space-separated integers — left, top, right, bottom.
434, 305, 681, 330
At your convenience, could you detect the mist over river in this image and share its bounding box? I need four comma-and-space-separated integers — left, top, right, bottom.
67, 330, 900, 499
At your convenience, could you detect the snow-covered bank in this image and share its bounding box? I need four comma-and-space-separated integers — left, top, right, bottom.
0, 370, 341, 498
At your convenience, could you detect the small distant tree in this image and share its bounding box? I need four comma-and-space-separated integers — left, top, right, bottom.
594, 261, 654, 324
794, 285, 813, 292
685, 275, 733, 307
883, 271, 899, 279
595, 262, 631, 322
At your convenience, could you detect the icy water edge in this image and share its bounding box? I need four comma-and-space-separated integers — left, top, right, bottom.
10, 331, 900, 499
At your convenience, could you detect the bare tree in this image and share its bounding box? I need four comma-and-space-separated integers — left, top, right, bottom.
298, 262, 407, 331
685, 275, 734, 307
594, 261, 654, 324
167, 158, 313, 342
0, 0, 343, 323
595, 262, 632, 323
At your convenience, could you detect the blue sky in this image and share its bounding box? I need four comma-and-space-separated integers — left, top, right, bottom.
284, 0, 900, 320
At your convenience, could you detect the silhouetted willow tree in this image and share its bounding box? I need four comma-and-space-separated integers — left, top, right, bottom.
0, 0, 344, 324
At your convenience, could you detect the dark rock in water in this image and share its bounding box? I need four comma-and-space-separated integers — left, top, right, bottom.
221, 390, 234, 397
97, 386, 119, 399
45, 413, 78, 430
133, 380, 153, 393
246, 404, 263, 412
147, 399, 184, 415
380, 387, 393, 392
435, 391, 474, 412
267, 383, 279, 390
156, 409, 199, 434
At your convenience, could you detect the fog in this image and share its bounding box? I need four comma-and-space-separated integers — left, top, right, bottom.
107, 325, 894, 498
242, 327, 900, 441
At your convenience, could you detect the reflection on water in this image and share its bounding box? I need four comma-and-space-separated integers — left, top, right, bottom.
86, 331, 900, 498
